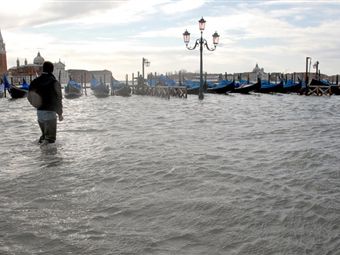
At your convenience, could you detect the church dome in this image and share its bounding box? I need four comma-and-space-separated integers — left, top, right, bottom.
33, 52, 44, 65
252, 63, 260, 73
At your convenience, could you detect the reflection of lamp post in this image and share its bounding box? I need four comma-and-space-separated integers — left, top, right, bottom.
183, 17, 220, 100
142, 57, 150, 82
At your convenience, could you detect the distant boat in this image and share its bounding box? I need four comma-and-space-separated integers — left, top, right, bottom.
183, 79, 200, 95
282, 78, 302, 93
64, 79, 82, 99
234, 79, 261, 94
207, 80, 235, 94
330, 85, 340, 95
115, 86, 131, 97
93, 84, 110, 98
111, 81, 131, 97
310, 78, 331, 86
90, 76, 110, 98
256, 80, 283, 93
187, 87, 200, 95
9, 85, 28, 99
6, 77, 29, 99
148, 75, 177, 87
157, 75, 177, 86
234, 79, 249, 89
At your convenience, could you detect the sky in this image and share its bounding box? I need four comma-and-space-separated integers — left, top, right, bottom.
1, 0, 340, 80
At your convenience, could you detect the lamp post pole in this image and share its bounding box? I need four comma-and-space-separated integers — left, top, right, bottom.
142, 57, 150, 83
199, 31, 204, 100
183, 17, 220, 100
305, 56, 311, 95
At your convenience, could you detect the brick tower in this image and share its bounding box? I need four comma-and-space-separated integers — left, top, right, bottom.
0, 29, 8, 76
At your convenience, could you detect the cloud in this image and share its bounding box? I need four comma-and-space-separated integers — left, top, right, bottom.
159, 0, 206, 15
0, 0, 126, 29
2, 0, 340, 79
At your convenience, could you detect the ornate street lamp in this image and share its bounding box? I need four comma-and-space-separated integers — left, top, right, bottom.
183, 17, 220, 100
142, 57, 150, 82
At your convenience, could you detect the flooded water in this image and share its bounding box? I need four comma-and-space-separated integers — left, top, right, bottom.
0, 92, 339, 254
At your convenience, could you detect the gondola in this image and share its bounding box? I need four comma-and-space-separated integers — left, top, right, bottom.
234, 79, 261, 94
64, 79, 82, 99
8, 85, 28, 99
9, 79, 29, 99
207, 80, 235, 94
111, 80, 131, 97
92, 85, 110, 98
91, 76, 110, 98
282, 79, 302, 93
114, 85, 131, 96
155, 74, 177, 87
256, 80, 284, 93
2, 75, 28, 99
187, 86, 200, 95
234, 79, 249, 89
310, 78, 331, 86
330, 85, 340, 95
183, 79, 200, 95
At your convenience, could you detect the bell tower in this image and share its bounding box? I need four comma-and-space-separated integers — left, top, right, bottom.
0, 29, 8, 75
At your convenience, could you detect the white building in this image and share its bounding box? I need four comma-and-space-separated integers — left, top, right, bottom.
53, 59, 68, 85
249, 63, 267, 81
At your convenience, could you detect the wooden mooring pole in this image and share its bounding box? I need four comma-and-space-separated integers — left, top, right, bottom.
110, 75, 114, 96
305, 57, 311, 95
83, 72, 87, 96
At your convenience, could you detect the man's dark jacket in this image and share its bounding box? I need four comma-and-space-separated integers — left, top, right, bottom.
28, 73, 63, 116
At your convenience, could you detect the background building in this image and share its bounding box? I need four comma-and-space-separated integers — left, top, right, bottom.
53, 59, 68, 85
68, 69, 112, 84
0, 29, 7, 76
8, 52, 68, 85
8, 52, 44, 84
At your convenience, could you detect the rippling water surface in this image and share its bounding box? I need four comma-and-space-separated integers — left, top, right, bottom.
0, 92, 339, 254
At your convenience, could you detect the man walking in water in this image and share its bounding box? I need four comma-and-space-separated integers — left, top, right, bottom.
28, 61, 63, 144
